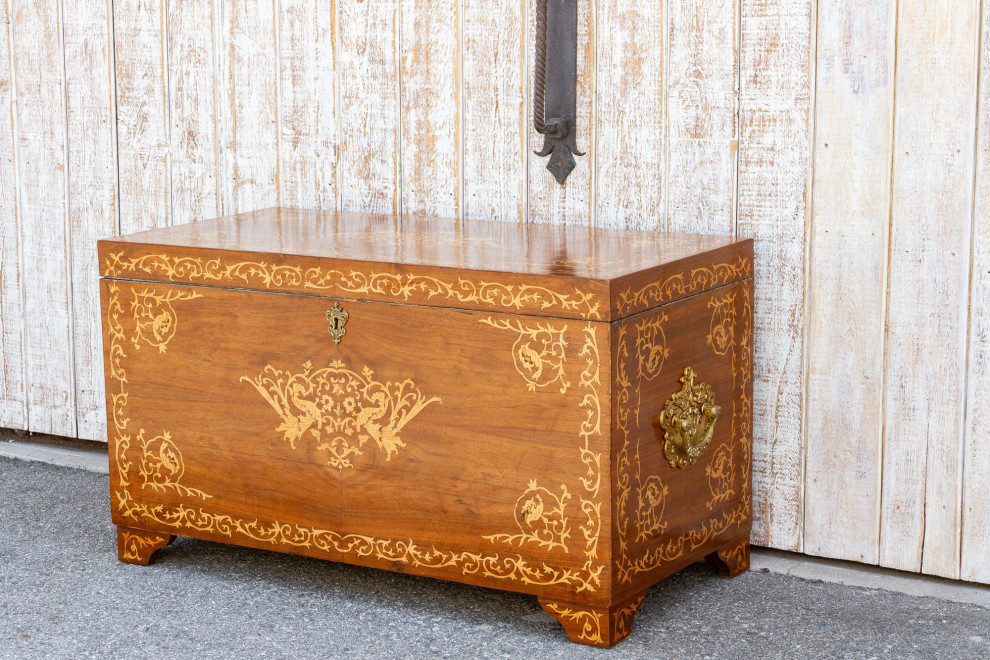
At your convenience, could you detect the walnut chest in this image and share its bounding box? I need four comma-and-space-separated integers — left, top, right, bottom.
98, 209, 754, 647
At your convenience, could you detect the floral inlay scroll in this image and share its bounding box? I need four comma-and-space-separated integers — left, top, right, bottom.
480, 317, 570, 393
104, 251, 603, 320
483, 480, 572, 552
241, 360, 441, 471
130, 288, 203, 353
137, 430, 212, 500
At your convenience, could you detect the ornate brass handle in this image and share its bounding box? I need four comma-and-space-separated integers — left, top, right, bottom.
660, 367, 720, 469
326, 302, 348, 344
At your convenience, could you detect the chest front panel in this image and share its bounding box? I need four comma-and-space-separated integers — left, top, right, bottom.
101, 278, 611, 599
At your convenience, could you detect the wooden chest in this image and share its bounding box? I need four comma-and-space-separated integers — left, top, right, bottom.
98, 209, 754, 647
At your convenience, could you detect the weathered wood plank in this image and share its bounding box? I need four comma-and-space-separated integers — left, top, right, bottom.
215, 0, 280, 215
9, 0, 75, 435
461, 0, 525, 223
398, 0, 459, 217
803, 0, 895, 564
113, 0, 169, 233
0, 0, 26, 430
527, 0, 594, 225
63, 0, 119, 440
961, 0, 990, 585
168, 0, 219, 225
278, 0, 337, 210
337, 0, 400, 214
881, 0, 980, 579
594, 0, 665, 230
665, 0, 737, 235
736, 0, 814, 551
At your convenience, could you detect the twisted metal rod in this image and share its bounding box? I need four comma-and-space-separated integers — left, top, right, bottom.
533, 0, 548, 134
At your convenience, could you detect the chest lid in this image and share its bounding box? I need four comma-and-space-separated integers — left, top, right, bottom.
98, 208, 753, 322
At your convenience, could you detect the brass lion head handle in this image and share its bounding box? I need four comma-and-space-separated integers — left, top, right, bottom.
659, 367, 721, 469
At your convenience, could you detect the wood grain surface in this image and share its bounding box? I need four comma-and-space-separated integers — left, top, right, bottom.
399, 0, 460, 218
97, 209, 750, 323
278, 0, 337, 210
337, 0, 399, 214
461, 0, 526, 222
803, 0, 895, 565
10, 0, 75, 436
215, 0, 280, 216
168, 0, 219, 226
0, 0, 26, 431
963, 0, 990, 585
594, 0, 665, 230
881, 0, 980, 578
736, 0, 814, 552
63, 0, 119, 442
113, 0, 169, 234
665, 0, 737, 235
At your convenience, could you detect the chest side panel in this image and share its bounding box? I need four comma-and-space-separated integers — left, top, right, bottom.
611, 278, 753, 597
100, 279, 611, 601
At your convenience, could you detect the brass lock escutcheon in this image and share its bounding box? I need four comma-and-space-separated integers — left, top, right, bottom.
660, 367, 720, 469
326, 302, 348, 344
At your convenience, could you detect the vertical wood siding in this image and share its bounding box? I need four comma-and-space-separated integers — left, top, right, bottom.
113, 0, 169, 234
2, 0, 990, 584
0, 0, 26, 431
337, 0, 399, 214
963, 0, 990, 585
63, 0, 118, 442
278, 0, 337, 210
594, 0, 665, 230
168, 0, 219, 226
399, 0, 460, 218
665, 0, 737, 236
737, 0, 814, 551
10, 0, 75, 436
803, 0, 895, 564
881, 0, 980, 579
461, 0, 526, 222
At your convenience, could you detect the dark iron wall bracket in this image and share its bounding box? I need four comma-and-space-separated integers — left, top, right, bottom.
533, 0, 583, 185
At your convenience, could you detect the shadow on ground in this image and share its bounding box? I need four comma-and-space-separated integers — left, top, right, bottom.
1, 457, 988, 659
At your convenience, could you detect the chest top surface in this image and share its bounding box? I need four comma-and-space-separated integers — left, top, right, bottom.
99, 208, 753, 321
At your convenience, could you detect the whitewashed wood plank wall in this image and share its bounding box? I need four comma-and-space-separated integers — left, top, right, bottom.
0, 0, 988, 583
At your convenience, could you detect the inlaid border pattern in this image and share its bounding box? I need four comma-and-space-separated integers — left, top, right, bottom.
119, 530, 170, 563
615, 281, 752, 583
107, 282, 605, 594
612, 592, 647, 640
542, 602, 605, 645
615, 255, 752, 317
104, 251, 604, 320
480, 319, 604, 579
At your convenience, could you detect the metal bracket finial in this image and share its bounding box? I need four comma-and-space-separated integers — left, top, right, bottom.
533, 0, 583, 184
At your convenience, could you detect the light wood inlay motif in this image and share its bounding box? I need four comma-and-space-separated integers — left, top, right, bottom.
241, 360, 441, 471
137, 429, 212, 500
616, 256, 752, 317
104, 252, 604, 320
612, 592, 647, 641
130, 289, 204, 353
480, 317, 570, 393
541, 602, 605, 646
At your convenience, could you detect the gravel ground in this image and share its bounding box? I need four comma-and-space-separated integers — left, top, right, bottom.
1, 456, 988, 660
